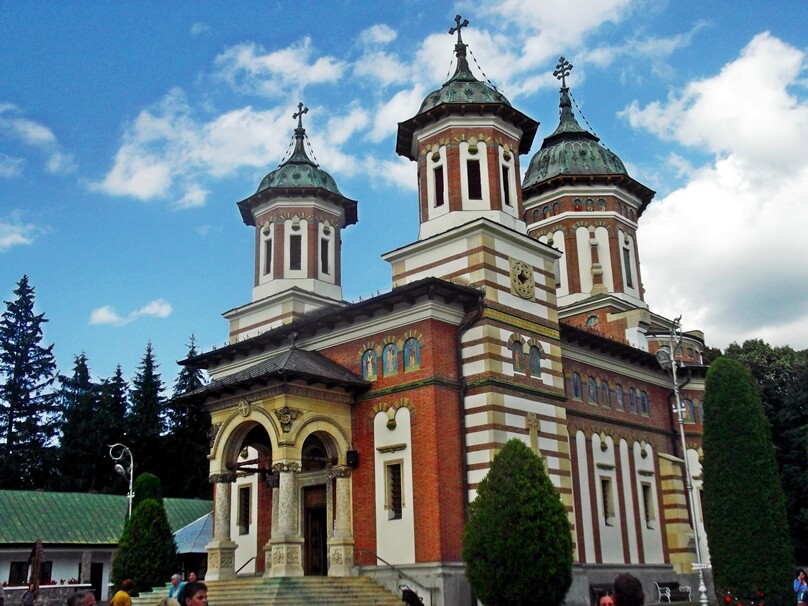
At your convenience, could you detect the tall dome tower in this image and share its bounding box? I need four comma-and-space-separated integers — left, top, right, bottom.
225, 103, 358, 341
522, 58, 655, 342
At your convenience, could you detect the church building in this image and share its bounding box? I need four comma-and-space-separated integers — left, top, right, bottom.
179, 16, 709, 606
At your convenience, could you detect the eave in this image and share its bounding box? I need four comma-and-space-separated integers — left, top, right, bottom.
522, 173, 655, 215
236, 187, 359, 226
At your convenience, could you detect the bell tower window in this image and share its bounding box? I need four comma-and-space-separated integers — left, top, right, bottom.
263, 238, 273, 276
623, 247, 633, 288
320, 237, 329, 274
434, 166, 445, 207
502, 165, 511, 207
467, 159, 482, 200
290, 234, 302, 271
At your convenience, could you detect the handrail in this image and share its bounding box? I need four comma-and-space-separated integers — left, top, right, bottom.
353, 547, 434, 606
235, 556, 257, 575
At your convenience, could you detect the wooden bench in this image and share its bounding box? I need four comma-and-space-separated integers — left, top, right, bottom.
655, 581, 692, 603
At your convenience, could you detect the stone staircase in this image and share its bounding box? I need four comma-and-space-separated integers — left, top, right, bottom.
130, 575, 407, 606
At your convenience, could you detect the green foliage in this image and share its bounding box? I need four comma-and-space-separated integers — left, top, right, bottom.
702, 358, 793, 606
724, 340, 808, 562
133, 472, 162, 508
126, 342, 168, 478
111, 498, 178, 594
463, 439, 572, 606
0, 276, 59, 489
162, 335, 211, 498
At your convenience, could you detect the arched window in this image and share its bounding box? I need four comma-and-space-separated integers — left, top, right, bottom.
682, 399, 695, 423
533, 209, 541, 222
640, 391, 649, 415
629, 388, 638, 413
302, 434, 331, 472
588, 377, 598, 404
528, 346, 542, 378
601, 381, 610, 407
586, 199, 594, 211
511, 341, 525, 374
553, 202, 560, 215
543, 205, 550, 219
403, 338, 420, 372
615, 384, 624, 410
572, 373, 582, 399
382, 343, 398, 377
362, 349, 377, 380
574, 199, 582, 211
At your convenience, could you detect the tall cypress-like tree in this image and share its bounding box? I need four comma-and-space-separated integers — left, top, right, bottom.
127, 342, 167, 478
463, 439, 573, 606
0, 276, 58, 489
163, 335, 211, 498
57, 353, 100, 491
702, 357, 793, 606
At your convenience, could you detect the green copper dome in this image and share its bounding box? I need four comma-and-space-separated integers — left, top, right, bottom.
523, 87, 627, 187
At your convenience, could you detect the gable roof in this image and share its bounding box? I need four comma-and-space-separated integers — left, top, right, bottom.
173, 512, 212, 554
0, 491, 211, 546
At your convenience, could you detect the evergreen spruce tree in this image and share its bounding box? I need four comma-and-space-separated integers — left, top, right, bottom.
127, 342, 167, 478
163, 335, 210, 498
57, 353, 101, 491
0, 275, 59, 489
702, 357, 793, 606
463, 439, 572, 606
111, 496, 178, 594
96, 365, 130, 494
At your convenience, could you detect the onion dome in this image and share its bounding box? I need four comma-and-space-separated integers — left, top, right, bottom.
238, 103, 357, 226
396, 15, 538, 160
522, 57, 654, 211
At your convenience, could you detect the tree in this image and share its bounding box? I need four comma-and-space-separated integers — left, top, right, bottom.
132, 472, 163, 509
57, 353, 101, 491
163, 335, 211, 498
0, 276, 59, 489
723, 340, 808, 562
127, 342, 167, 478
96, 365, 131, 493
463, 439, 572, 606
111, 494, 178, 594
702, 357, 793, 606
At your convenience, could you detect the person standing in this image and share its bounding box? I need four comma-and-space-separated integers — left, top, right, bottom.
20, 584, 36, 606
168, 575, 184, 600
109, 579, 133, 606
794, 569, 808, 606
613, 574, 644, 606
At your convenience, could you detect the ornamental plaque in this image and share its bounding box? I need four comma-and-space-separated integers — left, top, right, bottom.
510, 258, 536, 299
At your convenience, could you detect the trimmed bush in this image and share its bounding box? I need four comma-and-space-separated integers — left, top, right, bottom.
463, 439, 572, 606
702, 358, 793, 606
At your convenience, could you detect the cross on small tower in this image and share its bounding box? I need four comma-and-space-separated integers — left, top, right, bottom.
553, 56, 573, 88
449, 14, 469, 44
293, 102, 309, 129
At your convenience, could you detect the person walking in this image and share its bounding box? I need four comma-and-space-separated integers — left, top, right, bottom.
109, 579, 133, 606
20, 584, 36, 606
794, 569, 808, 606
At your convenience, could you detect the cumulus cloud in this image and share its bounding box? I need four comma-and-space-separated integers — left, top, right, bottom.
0, 104, 76, 175
0, 214, 38, 251
90, 299, 173, 327
633, 33, 808, 348
191, 22, 210, 36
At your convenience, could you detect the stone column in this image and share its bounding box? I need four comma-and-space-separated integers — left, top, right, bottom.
327, 465, 354, 577
205, 472, 238, 581
267, 461, 304, 577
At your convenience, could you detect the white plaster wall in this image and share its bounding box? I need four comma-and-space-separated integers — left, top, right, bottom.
0, 549, 113, 599
498, 145, 519, 220
617, 229, 640, 299
634, 441, 664, 563
258, 221, 275, 286
575, 430, 595, 562
576, 226, 593, 295
592, 433, 624, 563
459, 141, 490, 211
594, 225, 614, 291
688, 448, 710, 564
374, 408, 415, 564
317, 222, 336, 284
426, 145, 449, 220
230, 446, 259, 574
284, 217, 308, 278
620, 439, 639, 563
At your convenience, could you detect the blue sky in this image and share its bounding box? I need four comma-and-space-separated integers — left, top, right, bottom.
1, 0, 806, 387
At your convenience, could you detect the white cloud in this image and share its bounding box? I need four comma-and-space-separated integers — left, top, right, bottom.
634, 33, 808, 349
0, 103, 76, 175
0, 153, 24, 178
90, 299, 173, 327
358, 24, 397, 46
191, 22, 210, 36
0, 215, 37, 251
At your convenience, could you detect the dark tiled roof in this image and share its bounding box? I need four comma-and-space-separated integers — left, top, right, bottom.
0, 491, 211, 545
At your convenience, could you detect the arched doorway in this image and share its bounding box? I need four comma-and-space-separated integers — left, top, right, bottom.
300, 433, 335, 576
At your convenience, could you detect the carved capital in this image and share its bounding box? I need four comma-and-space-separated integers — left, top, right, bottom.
209, 471, 237, 484
273, 461, 302, 474
328, 465, 352, 479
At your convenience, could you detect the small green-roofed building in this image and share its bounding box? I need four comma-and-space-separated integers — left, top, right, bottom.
0, 491, 211, 601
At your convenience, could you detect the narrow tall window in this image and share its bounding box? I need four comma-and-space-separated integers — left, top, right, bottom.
623, 247, 633, 288
238, 485, 251, 535
572, 373, 582, 399
386, 462, 403, 520
502, 165, 511, 206
320, 237, 329, 274
434, 166, 445, 207
290, 234, 302, 271
601, 477, 615, 525
642, 482, 655, 528
467, 159, 482, 200
263, 238, 272, 275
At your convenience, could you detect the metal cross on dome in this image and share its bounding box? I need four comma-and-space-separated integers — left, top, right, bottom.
293, 102, 309, 129
553, 56, 573, 88
449, 14, 469, 44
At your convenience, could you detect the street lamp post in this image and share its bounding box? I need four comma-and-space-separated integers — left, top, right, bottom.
655, 316, 709, 606
109, 443, 134, 518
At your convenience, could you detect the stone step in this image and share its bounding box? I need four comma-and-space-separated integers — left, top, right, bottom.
131, 576, 407, 606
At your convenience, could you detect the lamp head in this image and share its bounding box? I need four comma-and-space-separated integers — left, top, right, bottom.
114, 463, 126, 477
655, 349, 672, 371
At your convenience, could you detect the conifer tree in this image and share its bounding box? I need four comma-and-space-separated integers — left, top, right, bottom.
57, 353, 101, 491
96, 365, 130, 494
0, 275, 58, 489
163, 335, 211, 498
463, 439, 572, 606
702, 357, 793, 606
127, 343, 167, 478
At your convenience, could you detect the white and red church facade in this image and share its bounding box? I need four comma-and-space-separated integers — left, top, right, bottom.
179, 22, 709, 606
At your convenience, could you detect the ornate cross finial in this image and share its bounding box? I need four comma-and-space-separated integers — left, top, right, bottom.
553, 56, 573, 88
293, 102, 308, 129
449, 14, 469, 44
